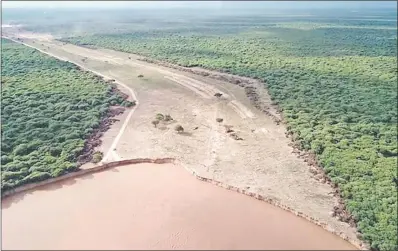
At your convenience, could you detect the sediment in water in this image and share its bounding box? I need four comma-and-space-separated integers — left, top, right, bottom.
1, 156, 364, 250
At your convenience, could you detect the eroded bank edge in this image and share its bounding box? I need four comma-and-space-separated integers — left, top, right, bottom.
1, 36, 138, 194
177, 161, 365, 250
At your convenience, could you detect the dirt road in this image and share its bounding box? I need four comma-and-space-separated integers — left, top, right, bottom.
2, 30, 361, 248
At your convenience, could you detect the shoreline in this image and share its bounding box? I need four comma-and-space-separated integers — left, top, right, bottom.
1, 35, 367, 250
2, 156, 363, 250
1, 158, 175, 199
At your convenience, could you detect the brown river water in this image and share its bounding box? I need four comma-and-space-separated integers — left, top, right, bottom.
2, 163, 356, 250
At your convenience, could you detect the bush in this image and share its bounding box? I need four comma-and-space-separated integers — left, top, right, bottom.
164, 114, 173, 121
92, 151, 103, 163
156, 113, 165, 121
174, 124, 184, 133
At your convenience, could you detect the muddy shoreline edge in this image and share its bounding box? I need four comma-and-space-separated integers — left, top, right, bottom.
1, 158, 175, 199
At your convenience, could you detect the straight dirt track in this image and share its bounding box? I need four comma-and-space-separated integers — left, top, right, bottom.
1, 30, 364, 249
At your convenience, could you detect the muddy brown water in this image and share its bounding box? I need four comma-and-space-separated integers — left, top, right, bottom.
2, 163, 356, 250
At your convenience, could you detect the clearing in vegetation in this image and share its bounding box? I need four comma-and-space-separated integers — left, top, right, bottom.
1, 38, 134, 192
2, 6, 397, 251
59, 12, 398, 251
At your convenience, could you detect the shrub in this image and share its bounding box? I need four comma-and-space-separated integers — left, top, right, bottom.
156, 113, 165, 121
174, 124, 184, 133
164, 114, 173, 121
92, 151, 103, 163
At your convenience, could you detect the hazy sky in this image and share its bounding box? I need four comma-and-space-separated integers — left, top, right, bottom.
2, 1, 396, 9
1, 1, 220, 9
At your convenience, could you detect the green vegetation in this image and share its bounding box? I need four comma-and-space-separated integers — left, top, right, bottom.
1, 38, 133, 191
2, 6, 397, 250
92, 151, 103, 164
152, 113, 173, 128
61, 15, 397, 250
156, 113, 165, 121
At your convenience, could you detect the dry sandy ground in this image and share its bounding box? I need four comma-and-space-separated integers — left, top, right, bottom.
2, 30, 360, 246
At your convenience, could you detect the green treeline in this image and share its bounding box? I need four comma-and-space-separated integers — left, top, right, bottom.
1, 39, 132, 192
62, 20, 397, 250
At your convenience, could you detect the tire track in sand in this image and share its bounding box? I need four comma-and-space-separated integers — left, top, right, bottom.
165, 75, 255, 120
228, 100, 256, 119
44, 40, 256, 121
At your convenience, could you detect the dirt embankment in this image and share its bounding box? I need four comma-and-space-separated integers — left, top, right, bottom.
77, 79, 131, 164
137, 56, 359, 245
179, 161, 362, 249
2, 35, 139, 168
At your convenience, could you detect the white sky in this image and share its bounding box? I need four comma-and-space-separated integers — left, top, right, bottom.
1, 1, 222, 9
1, 1, 396, 9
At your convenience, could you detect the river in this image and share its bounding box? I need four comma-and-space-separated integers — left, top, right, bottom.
2, 163, 356, 250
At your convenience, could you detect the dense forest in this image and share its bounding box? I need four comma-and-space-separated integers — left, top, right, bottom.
1, 39, 133, 192
60, 15, 398, 250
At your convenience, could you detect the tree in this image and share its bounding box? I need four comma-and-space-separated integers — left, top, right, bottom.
174, 124, 184, 133
156, 113, 165, 121
216, 118, 223, 123
152, 120, 160, 128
